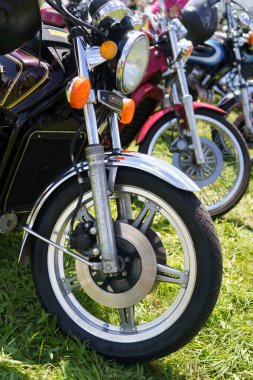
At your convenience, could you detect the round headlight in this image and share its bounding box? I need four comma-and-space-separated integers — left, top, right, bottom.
116, 31, 150, 94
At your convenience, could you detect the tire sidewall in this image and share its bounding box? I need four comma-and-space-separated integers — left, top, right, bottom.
31, 169, 222, 362
139, 109, 250, 218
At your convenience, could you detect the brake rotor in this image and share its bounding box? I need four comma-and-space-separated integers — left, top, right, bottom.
173, 136, 223, 187
75, 221, 157, 308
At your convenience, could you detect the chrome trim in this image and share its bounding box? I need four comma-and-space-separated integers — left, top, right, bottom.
126, 9, 142, 30
92, 0, 127, 27
75, 37, 96, 103
170, 18, 187, 40
19, 152, 199, 264
116, 31, 149, 94
86, 46, 107, 70
109, 112, 122, 151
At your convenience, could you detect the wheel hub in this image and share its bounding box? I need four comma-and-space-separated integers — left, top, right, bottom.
75, 221, 157, 308
173, 137, 223, 187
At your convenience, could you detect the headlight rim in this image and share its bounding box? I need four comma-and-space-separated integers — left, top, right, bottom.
90, 0, 128, 27
116, 31, 150, 94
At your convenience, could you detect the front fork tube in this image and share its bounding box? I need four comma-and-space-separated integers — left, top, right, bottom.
109, 112, 133, 221
75, 36, 119, 274
176, 63, 205, 165
241, 86, 253, 132
233, 37, 253, 132
169, 27, 204, 165
85, 142, 119, 274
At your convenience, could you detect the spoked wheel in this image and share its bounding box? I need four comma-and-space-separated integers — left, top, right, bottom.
31, 168, 222, 363
139, 109, 251, 218
220, 94, 253, 149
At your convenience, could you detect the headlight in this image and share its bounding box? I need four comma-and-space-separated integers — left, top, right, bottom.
116, 31, 150, 94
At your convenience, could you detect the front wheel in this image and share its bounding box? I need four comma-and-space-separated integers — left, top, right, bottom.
31, 168, 222, 363
139, 109, 251, 218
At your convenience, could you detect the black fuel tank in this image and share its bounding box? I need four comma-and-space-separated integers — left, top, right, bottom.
0, 27, 69, 113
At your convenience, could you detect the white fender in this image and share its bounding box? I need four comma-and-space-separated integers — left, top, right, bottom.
19, 151, 199, 264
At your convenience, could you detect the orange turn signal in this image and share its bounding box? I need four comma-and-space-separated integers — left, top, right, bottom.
248, 31, 253, 45
120, 98, 135, 124
100, 41, 117, 60
67, 76, 91, 109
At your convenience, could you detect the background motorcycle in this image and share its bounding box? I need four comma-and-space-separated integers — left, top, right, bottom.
41, 1, 251, 218
113, 4, 251, 218
186, 0, 253, 147
0, 0, 222, 363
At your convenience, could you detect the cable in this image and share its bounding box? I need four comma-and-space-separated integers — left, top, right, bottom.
46, 0, 106, 37
231, 0, 253, 21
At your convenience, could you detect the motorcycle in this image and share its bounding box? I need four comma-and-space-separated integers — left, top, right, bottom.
186, 0, 253, 147
0, 0, 222, 363
41, 1, 251, 218
114, 1, 251, 218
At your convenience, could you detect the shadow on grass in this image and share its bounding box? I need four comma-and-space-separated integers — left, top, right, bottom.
225, 217, 253, 232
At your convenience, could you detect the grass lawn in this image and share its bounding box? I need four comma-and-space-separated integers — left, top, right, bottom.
0, 169, 252, 380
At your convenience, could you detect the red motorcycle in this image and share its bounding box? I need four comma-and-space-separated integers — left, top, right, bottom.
41, 4, 250, 218
119, 11, 250, 218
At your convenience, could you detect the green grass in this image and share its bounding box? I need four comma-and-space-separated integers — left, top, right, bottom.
0, 171, 252, 380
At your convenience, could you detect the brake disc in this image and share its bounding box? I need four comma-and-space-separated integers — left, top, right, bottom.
75, 221, 157, 308
173, 136, 223, 187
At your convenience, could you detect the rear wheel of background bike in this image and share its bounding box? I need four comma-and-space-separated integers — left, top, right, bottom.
31, 168, 222, 363
139, 109, 251, 218
219, 93, 253, 149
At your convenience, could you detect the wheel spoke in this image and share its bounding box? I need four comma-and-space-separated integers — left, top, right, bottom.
132, 201, 158, 234
62, 275, 81, 294
156, 263, 188, 286
116, 194, 133, 221
119, 306, 136, 332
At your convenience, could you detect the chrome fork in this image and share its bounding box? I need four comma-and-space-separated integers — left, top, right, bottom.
227, 2, 253, 135
168, 24, 205, 165
75, 36, 119, 274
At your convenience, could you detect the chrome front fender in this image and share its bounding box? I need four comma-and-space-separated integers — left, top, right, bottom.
19, 151, 199, 264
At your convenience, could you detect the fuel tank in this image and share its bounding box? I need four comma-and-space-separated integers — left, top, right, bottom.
0, 26, 69, 114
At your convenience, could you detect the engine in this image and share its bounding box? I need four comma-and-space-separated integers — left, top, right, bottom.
187, 65, 215, 104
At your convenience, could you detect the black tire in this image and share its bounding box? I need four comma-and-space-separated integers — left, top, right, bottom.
31, 168, 222, 363
220, 96, 253, 148
139, 109, 251, 218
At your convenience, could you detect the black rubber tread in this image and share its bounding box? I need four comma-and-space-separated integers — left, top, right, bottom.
139, 108, 251, 218
219, 97, 253, 148
31, 168, 222, 363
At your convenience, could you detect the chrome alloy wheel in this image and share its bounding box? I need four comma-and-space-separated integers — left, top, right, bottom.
173, 137, 223, 187
47, 185, 197, 343
146, 114, 244, 214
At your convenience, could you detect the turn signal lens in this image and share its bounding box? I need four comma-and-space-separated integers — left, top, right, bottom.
100, 41, 118, 60
67, 76, 91, 109
185, 44, 193, 61
248, 31, 253, 45
120, 98, 135, 124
